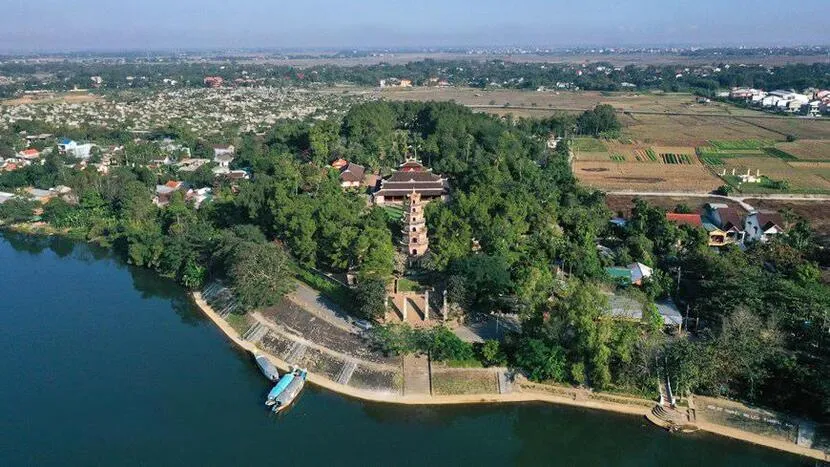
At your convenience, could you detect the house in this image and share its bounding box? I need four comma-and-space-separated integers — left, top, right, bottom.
744, 211, 785, 243
17, 148, 40, 160
24, 187, 57, 203
154, 181, 186, 206
373, 157, 449, 205
703, 203, 745, 245
57, 138, 94, 159
628, 262, 653, 285
666, 212, 703, 228
606, 262, 653, 285
204, 76, 224, 88
336, 161, 366, 189
606, 294, 683, 333
214, 153, 234, 169
213, 144, 235, 158
176, 158, 210, 172
185, 187, 212, 209
330, 158, 349, 170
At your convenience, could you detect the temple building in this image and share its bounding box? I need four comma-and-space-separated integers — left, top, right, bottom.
372, 158, 449, 205
403, 191, 429, 257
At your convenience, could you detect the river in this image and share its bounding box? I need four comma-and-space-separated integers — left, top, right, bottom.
0, 233, 808, 466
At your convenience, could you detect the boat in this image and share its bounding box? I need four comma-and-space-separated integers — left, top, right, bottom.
265, 372, 296, 406
271, 367, 307, 413
254, 353, 279, 382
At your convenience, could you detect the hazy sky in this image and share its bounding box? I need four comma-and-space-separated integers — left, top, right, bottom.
2, 0, 829, 51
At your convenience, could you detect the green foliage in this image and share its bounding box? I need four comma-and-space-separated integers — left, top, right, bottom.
353, 278, 388, 320
479, 340, 507, 367
369, 323, 475, 362
0, 198, 38, 223
516, 338, 567, 382
576, 105, 620, 136
228, 241, 294, 311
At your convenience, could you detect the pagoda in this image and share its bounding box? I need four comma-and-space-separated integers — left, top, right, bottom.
403, 190, 429, 257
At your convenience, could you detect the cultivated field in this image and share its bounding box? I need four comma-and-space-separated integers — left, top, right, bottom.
380, 87, 830, 145
774, 140, 830, 161
573, 161, 721, 192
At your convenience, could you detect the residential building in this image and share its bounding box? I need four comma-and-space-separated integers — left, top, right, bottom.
154, 180, 186, 206
204, 76, 224, 88
744, 211, 785, 243
665, 212, 703, 228
703, 203, 745, 246
606, 293, 683, 333
17, 148, 40, 160
176, 158, 210, 172
605, 262, 653, 286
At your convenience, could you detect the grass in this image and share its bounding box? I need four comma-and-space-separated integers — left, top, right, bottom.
701, 155, 724, 166
661, 153, 691, 164
444, 359, 485, 368
571, 137, 608, 152
762, 147, 798, 161
396, 277, 422, 292
431, 371, 497, 395
225, 312, 252, 335
708, 139, 774, 150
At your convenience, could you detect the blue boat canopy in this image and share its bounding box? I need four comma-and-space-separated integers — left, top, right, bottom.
267, 373, 295, 400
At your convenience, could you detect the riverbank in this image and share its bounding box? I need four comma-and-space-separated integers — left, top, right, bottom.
192, 291, 828, 462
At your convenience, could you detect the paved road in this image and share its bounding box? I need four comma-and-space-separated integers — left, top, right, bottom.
605, 191, 830, 212
287, 281, 358, 334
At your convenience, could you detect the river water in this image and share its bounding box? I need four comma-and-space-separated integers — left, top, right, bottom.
0, 233, 808, 466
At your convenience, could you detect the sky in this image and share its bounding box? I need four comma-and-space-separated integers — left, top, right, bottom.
1, 0, 829, 52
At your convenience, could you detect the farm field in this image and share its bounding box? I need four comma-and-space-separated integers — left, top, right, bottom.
379, 87, 830, 145
573, 161, 721, 192
715, 156, 830, 193
741, 117, 830, 140
774, 140, 830, 161
619, 113, 785, 146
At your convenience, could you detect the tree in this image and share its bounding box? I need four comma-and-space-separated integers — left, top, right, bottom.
354, 278, 388, 320
515, 338, 567, 382
228, 241, 294, 311
0, 198, 37, 223
480, 340, 506, 366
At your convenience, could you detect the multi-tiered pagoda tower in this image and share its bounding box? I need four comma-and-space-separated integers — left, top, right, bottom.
403, 190, 429, 257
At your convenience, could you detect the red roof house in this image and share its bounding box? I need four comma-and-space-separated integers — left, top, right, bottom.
666, 213, 703, 227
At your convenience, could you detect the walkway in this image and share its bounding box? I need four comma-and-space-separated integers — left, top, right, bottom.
287, 281, 356, 334
402, 355, 431, 396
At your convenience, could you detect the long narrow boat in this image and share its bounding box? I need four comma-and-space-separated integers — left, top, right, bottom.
271, 367, 307, 413
254, 353, 279, 382
265, 372, 296, 406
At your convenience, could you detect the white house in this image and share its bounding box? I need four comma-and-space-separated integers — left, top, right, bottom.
628, 262, 654, 285
744, 211, 785, 243
212, 144, 235, 158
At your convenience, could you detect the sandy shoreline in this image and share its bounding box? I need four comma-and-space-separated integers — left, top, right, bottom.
193, 291, 826, 461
